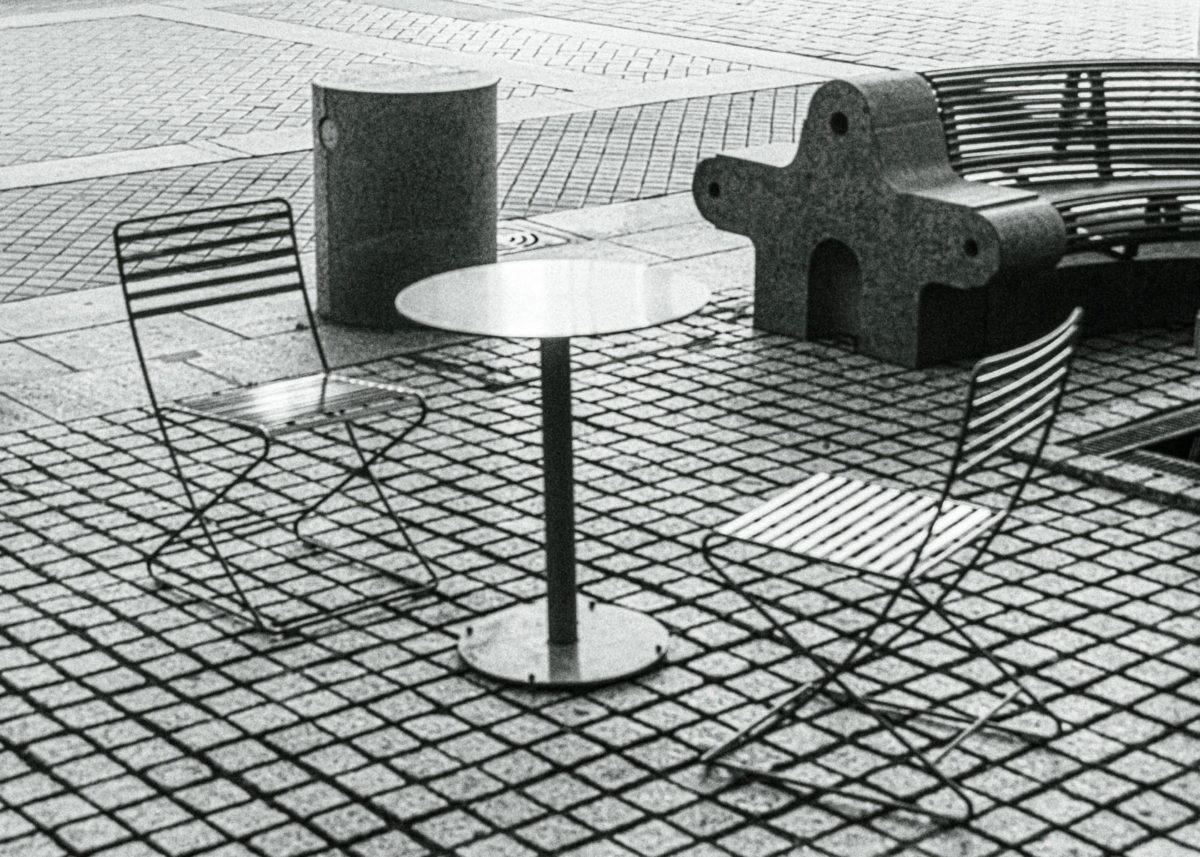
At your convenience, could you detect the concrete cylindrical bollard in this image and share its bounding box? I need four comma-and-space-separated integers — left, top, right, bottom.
313, 67, 498, 328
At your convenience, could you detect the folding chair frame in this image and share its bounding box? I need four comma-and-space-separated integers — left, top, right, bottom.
700, 308, 1083, 822
115, 198, 438, 634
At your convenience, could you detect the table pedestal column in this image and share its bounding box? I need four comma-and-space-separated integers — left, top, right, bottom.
457, 338, 669, 688
541, 337, 578, 645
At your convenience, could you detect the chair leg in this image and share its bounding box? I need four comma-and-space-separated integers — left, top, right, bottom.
286, 405, 438, 629
789, 569, 1066, 754
709, 677, 977, 824
924, 547, 1069, 744
700, 534, 810, 656
147, 422, 275, 631
901, 581, 1067, 747
699, 678, 825, 765
828, 536, 1068, 750
760, 538, 1067, 751
149, 404, 437, 635
700, 648, 977, 823
699, 536, 977, 822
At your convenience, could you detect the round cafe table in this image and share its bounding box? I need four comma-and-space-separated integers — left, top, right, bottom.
396, 259, 710, 687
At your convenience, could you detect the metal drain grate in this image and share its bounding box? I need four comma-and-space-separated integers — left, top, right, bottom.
1031, 400, 1200, 511
1076, 401, 1200, 456
1121, 448, 1200, 478
497, 223, 574, 255
1068, 399, 1200, 492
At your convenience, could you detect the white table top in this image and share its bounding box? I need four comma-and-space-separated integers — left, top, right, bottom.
395, 259, 710, 339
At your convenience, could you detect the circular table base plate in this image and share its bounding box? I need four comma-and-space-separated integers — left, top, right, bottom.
458, 598, 669, 688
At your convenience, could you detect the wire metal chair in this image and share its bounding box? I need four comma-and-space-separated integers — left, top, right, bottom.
114, 198, 438, 634
700, 307, 1083, 823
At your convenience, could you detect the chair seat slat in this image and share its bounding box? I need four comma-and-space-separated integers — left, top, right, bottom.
720, 470, 994, 578
717, 472, 838, 538
750, 478, 866, 546
862, 502, 990, 575
921, 507, 997, 562
770, 483, 899, 554
842, 505, 940, 571
823, 492, 936, 563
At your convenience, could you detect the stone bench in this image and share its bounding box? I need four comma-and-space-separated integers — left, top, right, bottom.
694, 61, 1200, 366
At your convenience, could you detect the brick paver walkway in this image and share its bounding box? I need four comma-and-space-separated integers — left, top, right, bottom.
228, 0, 757, 82
485, 0, 1197, 67
0, 86, 811, 303
4, 302, 1200, 857
3, 0, 1200, 856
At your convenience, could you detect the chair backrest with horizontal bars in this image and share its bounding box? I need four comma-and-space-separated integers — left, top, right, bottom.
114, 198, 327, 406
955, 306, 1082, 475
911, 307, 1082, 575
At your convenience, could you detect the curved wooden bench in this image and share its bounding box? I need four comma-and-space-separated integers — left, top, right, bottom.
695, 60, 1200, 367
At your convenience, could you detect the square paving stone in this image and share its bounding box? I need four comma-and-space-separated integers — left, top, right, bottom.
413, 808, 492, 850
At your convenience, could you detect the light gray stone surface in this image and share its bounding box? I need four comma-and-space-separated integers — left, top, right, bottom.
693, 71, 1067, 367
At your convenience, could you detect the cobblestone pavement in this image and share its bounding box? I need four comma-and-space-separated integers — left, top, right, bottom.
474, 0, 1198, 67
0, 0, 136, 15
227, 0, 757, 82
4, 0, 1200, 855
0, 85, 810, 302
0, 15, 548, 169
3, 285, 1200, 857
